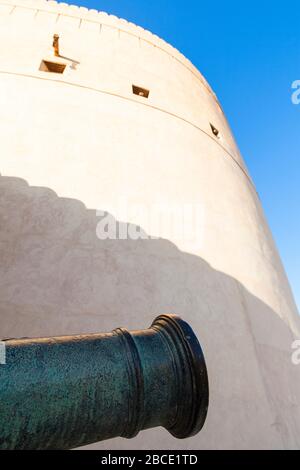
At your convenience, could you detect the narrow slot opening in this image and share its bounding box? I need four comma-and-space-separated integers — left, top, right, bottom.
40, 60, 66, 74
210, 123, 220, 138
132, 85, 150, 98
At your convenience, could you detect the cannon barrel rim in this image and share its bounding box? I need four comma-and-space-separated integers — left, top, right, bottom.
151, 314, 209, 438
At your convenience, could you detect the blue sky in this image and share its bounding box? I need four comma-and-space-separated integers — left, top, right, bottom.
63, 1, 299, 311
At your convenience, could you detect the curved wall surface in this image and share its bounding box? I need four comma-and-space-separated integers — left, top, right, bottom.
0, 0, 299, 449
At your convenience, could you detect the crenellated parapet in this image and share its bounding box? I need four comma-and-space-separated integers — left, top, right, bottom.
0, 0, 211, 92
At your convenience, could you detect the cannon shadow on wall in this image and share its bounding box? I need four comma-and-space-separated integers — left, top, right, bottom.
0, 173, 299, 449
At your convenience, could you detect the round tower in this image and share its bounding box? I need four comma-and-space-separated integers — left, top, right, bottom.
0, 0, 299, 449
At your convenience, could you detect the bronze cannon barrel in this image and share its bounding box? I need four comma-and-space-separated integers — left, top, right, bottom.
0, 314, 208, 449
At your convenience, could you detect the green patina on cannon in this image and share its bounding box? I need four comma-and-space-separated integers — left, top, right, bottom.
0, 314, 208, 449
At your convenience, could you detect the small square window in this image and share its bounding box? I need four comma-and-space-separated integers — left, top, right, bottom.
40, 60, 66, 74
132, 85, 150, 98
210, 123, 220, 138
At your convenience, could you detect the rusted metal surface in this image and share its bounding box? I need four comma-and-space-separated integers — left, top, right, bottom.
52, 34, 60, 56
0, 314, 208, 449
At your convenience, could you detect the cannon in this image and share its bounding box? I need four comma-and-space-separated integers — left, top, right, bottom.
0, 314, 208, 449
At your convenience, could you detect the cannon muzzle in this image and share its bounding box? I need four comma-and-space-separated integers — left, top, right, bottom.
0, 314, 208, 449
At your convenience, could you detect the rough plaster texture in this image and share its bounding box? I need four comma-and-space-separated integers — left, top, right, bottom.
0, 0, 299, 449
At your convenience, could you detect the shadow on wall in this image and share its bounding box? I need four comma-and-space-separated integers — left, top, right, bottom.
0, 173, 300, 449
